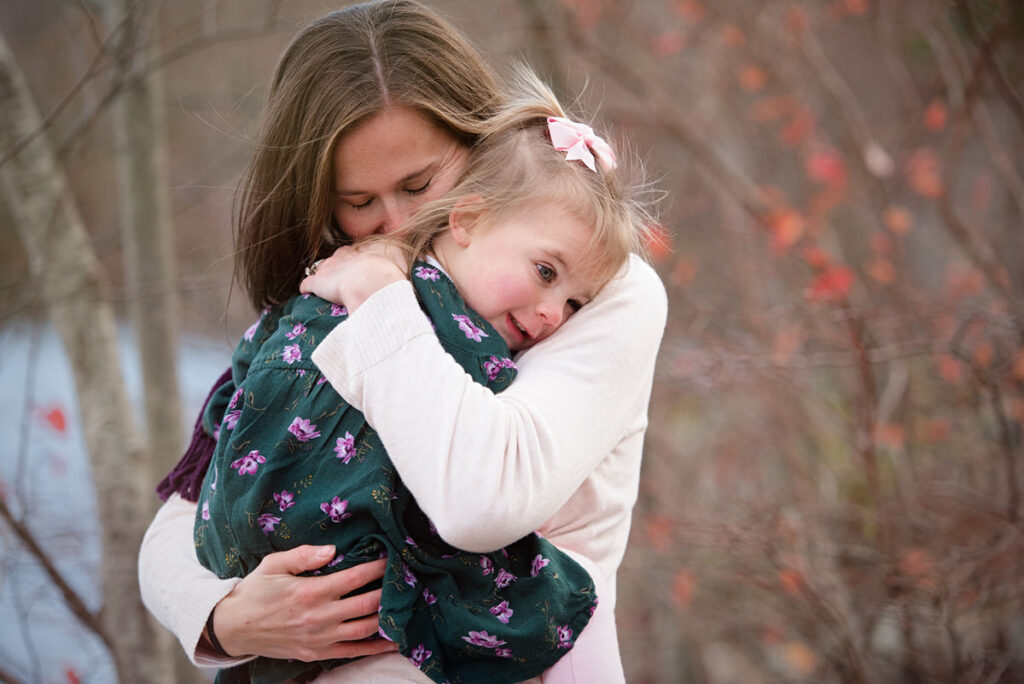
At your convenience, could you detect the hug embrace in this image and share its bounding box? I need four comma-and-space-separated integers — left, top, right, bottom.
140, 1, 667, 682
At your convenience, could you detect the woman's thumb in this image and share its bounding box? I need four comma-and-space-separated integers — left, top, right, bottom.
258, 545, 335, 576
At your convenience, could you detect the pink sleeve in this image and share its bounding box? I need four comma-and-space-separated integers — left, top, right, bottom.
312, 255, 667, 552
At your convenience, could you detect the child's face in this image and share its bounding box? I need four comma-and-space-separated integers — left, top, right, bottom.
333, 106, 469, 240
440, 201, 604, 352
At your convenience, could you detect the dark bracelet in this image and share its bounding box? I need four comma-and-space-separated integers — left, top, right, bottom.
205, 608, 232, 657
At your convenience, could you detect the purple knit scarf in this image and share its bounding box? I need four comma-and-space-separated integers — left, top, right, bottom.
156, 367, 233, 503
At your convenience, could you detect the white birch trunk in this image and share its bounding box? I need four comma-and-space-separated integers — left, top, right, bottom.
0, 31, 166, 684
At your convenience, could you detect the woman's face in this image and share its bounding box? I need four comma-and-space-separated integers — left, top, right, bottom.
332, 106, 469, 239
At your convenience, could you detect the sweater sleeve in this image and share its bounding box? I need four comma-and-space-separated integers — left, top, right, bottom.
311, 255, 667, 552
139, 494, 253, 668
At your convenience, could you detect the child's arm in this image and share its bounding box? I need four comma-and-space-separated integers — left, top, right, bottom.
312, 254, 666, 551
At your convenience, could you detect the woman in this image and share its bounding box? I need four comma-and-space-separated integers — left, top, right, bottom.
139, 1, 665, 681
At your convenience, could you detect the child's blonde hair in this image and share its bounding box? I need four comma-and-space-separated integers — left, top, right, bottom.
402, 68, 653, 288
236, 0, 502, 309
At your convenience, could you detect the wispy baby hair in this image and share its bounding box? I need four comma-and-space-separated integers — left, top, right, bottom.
403, 66, 656, 287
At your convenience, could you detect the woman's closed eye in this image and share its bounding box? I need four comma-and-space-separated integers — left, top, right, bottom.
405, 179, 432, 196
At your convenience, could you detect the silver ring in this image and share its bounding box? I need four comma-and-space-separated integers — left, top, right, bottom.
304, 259, 325, 277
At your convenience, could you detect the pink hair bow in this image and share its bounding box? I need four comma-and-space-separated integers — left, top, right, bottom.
547, 116, 617, 173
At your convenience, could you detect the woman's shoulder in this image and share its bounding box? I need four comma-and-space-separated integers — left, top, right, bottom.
584, 254, 667, 327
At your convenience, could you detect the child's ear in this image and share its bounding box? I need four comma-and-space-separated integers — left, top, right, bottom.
448, 196, 486, 247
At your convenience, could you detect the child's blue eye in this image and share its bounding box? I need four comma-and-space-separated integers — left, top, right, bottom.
536, 264, 555, 281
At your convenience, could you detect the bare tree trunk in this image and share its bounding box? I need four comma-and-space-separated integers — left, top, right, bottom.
103, 6, 193, 679
106, 0, 185, 503
0, 31, 165, 684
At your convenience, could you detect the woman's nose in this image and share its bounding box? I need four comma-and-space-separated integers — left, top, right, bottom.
378, 199, 409, 235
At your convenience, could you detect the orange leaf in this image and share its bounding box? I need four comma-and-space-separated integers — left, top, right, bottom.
751, 96, 791, 122
738, 64, 767, 92
720, 23, 746, 47
645, 223, 674, 261
801, 244, 830, 269
936, 354, 962, 384
870, 232, 894, 255
866, 258, 896, 284
842, 0, 869, 15
1012, 349, 1024, 381
875, 422, 905, 447
779, 568, 804, 595
782, 641, 819, 675
905, 148, 944, 198
672, 568, 696, 608
670, 254, 698, 287
898, 548, 936, 588
973, 340, 994, 369
883, 206, 913, 235
780, 108, 814, 146
769, 210, 805, 252
922, 418, 951, 443
805, 148, 848, 186
42, 406, 67, 434
651, 30, 686, 56
646, 514, 673, 551
785, 6, 807, 35
806, 265, 855, 301
923, 98, 948, 132
673, 0, 706, 22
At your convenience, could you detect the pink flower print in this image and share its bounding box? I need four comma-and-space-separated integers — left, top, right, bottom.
288, 417, 320, 442
403, 563, 417, 587
257, 513, 281, 535
422, 588, 437, 605
461, 630, 507, 649
494, 569, 516, 588
285, 323, 306, 340
484, 355, 517, 381
557, 625, 573, 649
489, 600, 513, 624
330, 304, 348, 317
531, 554, 550, 577
334, 432, 356, 463
243, 320, 260, 342
201, 500, 210, 520
282, 344, 302, 364
378, 625, 393, 642
495, 648, 513, 658
404, 536, 418, 548
222, 409, 241, 431
452, 314, 488, 342
273, 490, 295, 511
320, 496, 351, 523
328, 553, 345, 567
409, 644, 432, 668
230, 450, 265, 476
479, 556, 494, 576
228, 386, 244, 410
414, 265, 440, 281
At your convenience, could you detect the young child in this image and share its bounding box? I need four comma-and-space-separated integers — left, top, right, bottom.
194, 73, 648, 684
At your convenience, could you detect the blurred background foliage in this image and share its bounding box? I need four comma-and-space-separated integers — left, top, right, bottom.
1, 0, 1022, 682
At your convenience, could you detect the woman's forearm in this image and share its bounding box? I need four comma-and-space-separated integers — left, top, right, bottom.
312, 255, 667, 551
139, 495, 248, 667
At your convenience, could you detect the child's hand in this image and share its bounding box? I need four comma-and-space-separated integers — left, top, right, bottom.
299, 240, 407, 313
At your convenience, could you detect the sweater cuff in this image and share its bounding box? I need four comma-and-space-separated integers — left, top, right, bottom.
312, 280, 433, 392
181, 577, 255, 668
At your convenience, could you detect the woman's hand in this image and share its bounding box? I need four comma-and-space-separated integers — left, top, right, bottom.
300, 241, 407, 314
208, 545, 398, 662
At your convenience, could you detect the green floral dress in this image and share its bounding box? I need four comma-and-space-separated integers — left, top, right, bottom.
195, 262, 597, 684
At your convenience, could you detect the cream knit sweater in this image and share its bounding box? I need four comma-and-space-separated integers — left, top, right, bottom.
139, 254, 667, 678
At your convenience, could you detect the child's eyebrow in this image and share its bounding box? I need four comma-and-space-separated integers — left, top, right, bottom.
335, 163, 436, 196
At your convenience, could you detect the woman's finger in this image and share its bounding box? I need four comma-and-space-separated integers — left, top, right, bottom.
311, 557, 387, 601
